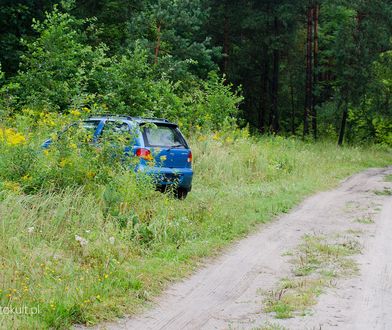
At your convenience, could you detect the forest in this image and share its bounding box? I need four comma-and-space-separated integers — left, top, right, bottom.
1, 0, 391, 144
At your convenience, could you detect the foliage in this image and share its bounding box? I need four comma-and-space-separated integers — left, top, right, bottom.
9, 5, 104, 111
0, 0, 391, 144
178, 72, 244, 130
0, 121, 391, 328
127, 0, 220, 80
0, 5, 241, 132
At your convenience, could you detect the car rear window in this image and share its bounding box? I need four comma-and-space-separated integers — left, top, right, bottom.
142, 124, 186, 148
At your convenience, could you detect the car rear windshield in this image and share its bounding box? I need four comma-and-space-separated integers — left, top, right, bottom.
141, 124, 186, 148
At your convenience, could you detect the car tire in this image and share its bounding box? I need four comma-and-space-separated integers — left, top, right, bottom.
175, 188, 188, 200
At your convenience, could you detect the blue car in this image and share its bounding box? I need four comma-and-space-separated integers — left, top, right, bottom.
43, 115, 193, 199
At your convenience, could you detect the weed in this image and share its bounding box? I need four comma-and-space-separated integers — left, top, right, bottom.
254, 322, 287, 330
374, 188, 392, 196
264, 234, 361, 319
356, 216, 374, 224
384, 174, 392, 182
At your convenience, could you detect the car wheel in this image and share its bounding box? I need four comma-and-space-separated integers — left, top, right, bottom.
175, 188, 188, 200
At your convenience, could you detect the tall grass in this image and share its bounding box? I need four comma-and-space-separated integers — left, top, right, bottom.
0, 133, 391, 329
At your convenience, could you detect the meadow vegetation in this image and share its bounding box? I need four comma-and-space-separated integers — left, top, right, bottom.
0, 112, 391, 328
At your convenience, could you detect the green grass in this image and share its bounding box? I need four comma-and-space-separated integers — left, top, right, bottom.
385, 174, 392, 182
264, 233, 361, 319
0, 135, 391, 329
355, 216, 375, 224
374, 188, 392, 196
253, 323, 287, 330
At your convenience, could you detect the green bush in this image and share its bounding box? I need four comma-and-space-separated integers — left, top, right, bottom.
0, 5, 242, 132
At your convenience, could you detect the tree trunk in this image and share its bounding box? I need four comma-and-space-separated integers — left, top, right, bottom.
287, 55, 296, 135
223, 15, 229, 75
259, 61, 269, 133
311, 4, 319, 139
338, 99, 348, 146
154, 23, 161, 65
290, 73, 295, 135
303, 6, 313, 137
270, 16, 280, 133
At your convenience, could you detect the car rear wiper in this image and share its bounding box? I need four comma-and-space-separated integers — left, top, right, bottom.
168, 144, 185, 149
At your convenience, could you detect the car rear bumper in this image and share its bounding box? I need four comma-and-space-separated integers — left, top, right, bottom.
136, 165, 193, 191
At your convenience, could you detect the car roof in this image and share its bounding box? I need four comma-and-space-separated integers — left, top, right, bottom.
86, 115, 176, 126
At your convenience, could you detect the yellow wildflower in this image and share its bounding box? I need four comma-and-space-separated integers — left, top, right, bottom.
241, 128, 250, 139
69, 143, 77, 150
225, 136, 234, 144
3, 181, 21, 192
86, 171, 95, 179
69, 109, 81, 117
59, 158, 69, 168
22, 175, 31, 181
0, 128, 26, 145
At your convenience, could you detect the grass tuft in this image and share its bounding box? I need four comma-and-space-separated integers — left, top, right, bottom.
356, 216, 375, 224
374, 188, 392, 196
264, 234, 361, 319
384, 174, 392, 182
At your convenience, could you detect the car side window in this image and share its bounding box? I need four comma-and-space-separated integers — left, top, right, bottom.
100, 121, 131, 144
81, 121, 101, 142
59, 120, 101, 142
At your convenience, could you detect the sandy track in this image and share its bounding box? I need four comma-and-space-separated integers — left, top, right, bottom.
95, 167, 392, 330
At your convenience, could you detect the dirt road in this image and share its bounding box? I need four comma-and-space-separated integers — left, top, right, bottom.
98, 167, 392, 330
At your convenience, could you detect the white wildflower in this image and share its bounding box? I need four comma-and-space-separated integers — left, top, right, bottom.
27, 227, 34, 234
109, 237, 115, 245
75, 235, 88, 247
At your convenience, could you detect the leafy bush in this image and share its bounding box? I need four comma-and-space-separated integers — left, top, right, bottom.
0, 4, 242, 132
178, 72, 243, 130
12, 6, 105, 111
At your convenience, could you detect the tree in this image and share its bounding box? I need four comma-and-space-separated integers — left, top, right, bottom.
0, 0, 60, 75
126, 0, 220, 81
9, 4, 107, 110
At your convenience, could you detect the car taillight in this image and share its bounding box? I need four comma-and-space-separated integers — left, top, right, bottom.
136, 148, 153, 160
187, 151, 192, 163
